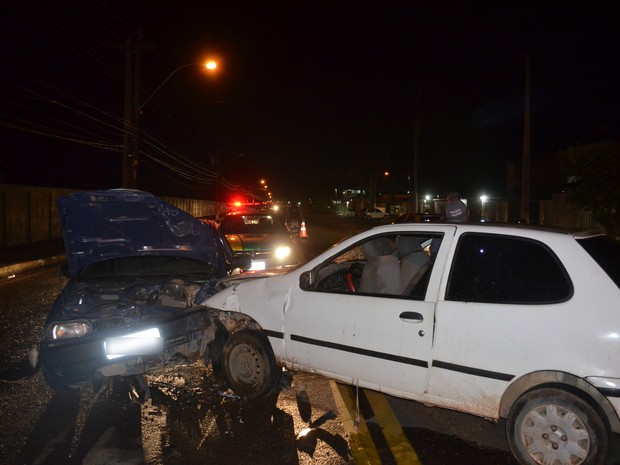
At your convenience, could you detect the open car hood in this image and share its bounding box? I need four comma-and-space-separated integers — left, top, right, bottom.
58, 189, 231, 276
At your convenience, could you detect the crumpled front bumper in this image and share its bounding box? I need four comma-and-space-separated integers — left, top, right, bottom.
38, 307, 221, 388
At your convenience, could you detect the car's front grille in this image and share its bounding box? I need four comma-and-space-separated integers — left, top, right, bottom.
92, 318, 128, 333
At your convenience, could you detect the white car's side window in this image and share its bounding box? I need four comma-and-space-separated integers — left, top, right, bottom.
446, 233, 573, 304
313, 233, 442, 299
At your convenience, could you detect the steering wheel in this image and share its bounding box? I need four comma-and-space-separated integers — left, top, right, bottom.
345, 262, 364, 292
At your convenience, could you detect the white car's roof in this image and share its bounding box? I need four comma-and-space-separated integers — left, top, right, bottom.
369, 221, 603, 239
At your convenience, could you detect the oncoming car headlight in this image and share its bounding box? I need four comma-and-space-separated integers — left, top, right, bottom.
50, 320, 91, 339
275, 245, 291, 260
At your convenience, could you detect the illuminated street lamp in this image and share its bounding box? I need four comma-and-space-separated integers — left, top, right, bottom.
124, 60, 218, 188
140, 61, 218, 110
424, 194, 431, 212
255, 179, 270, 201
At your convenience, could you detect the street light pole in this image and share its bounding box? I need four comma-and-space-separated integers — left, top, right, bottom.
140, 62, 216, 110
123, 60, 218, 188
413, 119, 420, 213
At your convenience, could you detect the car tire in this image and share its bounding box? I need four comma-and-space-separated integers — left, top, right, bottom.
42, 367, 80, 390
206, 320, 228, 375
222, 330, 281, 399
506, 387, 610, 465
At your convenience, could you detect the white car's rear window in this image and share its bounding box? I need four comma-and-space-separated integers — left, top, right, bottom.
577, 235, 620, 290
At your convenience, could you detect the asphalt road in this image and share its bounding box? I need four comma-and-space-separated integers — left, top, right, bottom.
0, 268, 353, 465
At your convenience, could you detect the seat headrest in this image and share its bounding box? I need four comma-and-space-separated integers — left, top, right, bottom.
396, 236, 423, 256
361, 237, 392, 259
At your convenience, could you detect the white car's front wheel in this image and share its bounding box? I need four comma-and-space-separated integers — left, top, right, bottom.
506, 388, 609, 465
222, 331, 281, 399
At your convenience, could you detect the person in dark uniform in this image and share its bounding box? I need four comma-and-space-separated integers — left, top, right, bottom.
445, 192, 468, 222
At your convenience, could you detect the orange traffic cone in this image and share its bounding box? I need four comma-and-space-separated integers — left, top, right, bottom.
299, 221, 308, 238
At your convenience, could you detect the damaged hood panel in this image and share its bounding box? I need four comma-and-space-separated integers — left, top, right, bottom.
57, 189, 229, 276
38, 189, 235, 389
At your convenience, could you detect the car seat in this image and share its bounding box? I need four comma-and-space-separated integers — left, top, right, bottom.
359, 237, 400, 294
396, 236, 431, 295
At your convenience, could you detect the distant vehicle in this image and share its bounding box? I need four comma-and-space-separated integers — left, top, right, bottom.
203, 222, 620, 465
393, 212, 443, 223
361, 207, 390, 220
219, 211, 299, 271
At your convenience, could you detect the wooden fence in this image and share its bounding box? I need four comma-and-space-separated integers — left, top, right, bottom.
0, 184, 226, 247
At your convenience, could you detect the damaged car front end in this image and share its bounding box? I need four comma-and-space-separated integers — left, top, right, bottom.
35, 189, 240, 397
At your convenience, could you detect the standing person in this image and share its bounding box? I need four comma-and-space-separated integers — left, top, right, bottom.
445, 192, 468, 222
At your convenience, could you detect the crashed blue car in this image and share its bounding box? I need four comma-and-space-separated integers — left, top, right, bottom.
35, 189, 242, 399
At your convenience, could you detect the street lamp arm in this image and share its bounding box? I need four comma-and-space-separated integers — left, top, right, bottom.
140, 62, 199, 110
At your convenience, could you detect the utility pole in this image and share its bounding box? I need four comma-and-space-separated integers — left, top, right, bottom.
122, 32, 151, 188
122, 38, 132, 188
412, 71, 422, 214
520, 53, 531, 223
413, 119, 420, 213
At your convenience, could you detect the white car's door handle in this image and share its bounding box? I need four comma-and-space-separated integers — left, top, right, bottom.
399, 311, 423, 322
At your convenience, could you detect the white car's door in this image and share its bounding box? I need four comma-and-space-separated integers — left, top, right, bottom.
282, 228, 454, 399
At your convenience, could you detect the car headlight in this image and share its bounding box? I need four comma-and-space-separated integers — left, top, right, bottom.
50, 320, 91, 339
275, 245, 291, 260
105, 327, 162, 360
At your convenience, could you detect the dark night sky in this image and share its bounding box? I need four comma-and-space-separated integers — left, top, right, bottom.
1, 1, 619, 202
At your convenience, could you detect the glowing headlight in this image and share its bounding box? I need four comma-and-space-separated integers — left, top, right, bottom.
274, 245, 291, 260
105, 327, 162, 360
50, 320, 91, 339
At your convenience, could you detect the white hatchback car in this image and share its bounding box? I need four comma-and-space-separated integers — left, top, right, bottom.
362, 207, 390, 220
203, 223, 620, 465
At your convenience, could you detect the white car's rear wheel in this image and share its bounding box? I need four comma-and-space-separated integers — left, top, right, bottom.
506, 388, 609, 465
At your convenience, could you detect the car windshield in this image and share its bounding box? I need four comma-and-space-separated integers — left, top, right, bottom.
79, 255, 217, 278
577, 235, 620, 290
220, 214, 284, 234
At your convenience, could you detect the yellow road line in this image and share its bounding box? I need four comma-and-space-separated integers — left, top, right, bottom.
330, 381, 382, 465
330, 381, 423, 465
364, 389, 423, 465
